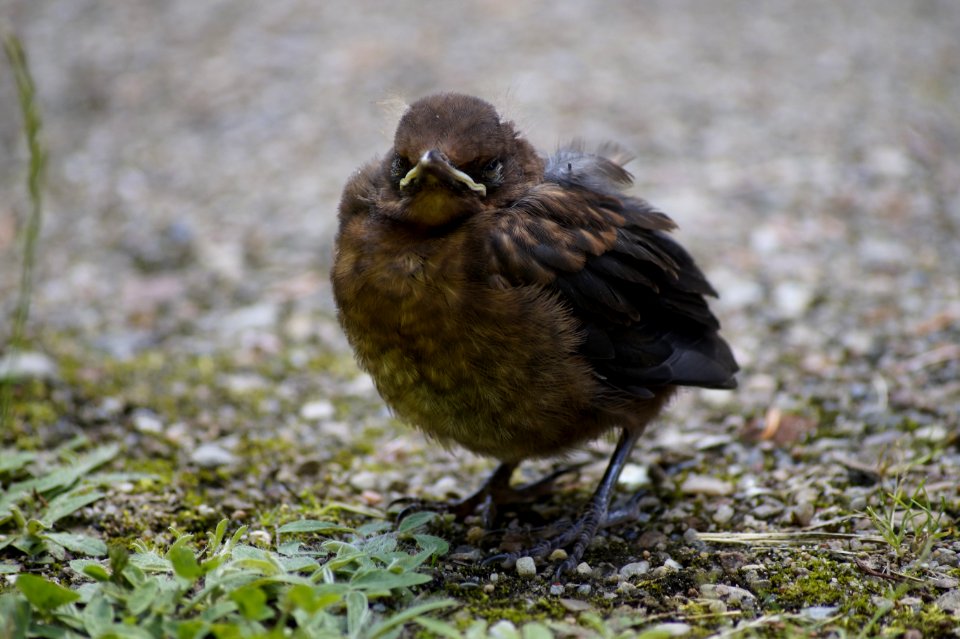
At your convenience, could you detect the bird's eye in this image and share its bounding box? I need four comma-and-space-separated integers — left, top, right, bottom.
390, 154, 410, 181
480, 158, 503, 185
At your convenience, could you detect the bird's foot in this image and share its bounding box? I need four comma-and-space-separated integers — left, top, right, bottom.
392, 490, 495, 524
482, 500, 607, 579
392, 462, 586, 528
481, 489, 650, 578
482, 429, 651, 580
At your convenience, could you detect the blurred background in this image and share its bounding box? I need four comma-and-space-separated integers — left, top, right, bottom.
2, 0, 959, 428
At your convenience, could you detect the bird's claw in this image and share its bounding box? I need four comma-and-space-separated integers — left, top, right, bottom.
481, 513, 600, 578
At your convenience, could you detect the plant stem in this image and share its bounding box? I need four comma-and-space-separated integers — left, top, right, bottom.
1, 33, 48, 430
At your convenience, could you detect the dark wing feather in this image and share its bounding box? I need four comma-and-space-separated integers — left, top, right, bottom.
486, 147, 738, 395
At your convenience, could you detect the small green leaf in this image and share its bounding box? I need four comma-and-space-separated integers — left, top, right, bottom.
360, 534, 397, 557
229, 584, 272, 621
0, 592, 33, 636
81, 564, 110, 582
172, 619, 209, 639
108, 544, 130, 576
415, 616, 463, 638
0, 560, 21, 574
206, 519, 229, 552
521, 622, 554, 639
82, 594, 113, 637
26, 518, 49, 536
167, 545, 203, 581
41, 488, 104, 525
128, 578, 159, 615
277, 519, 354, 535
367, 599, 457, 638
395, 511, 436, 534
130, 550, 169, 572
414, 534, 449, 557
346, 590, 370, 638
0, 450, 35, 474
43, 532, 107, 556
284, 583, 346, 614
33, 443, 119, 494
351, 569, 433, 592
15, 573, 81, 612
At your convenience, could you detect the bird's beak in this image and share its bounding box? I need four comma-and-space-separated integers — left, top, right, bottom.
399, 150, 487, 197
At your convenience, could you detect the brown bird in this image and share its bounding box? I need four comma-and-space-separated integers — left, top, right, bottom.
331, 93, 738, 574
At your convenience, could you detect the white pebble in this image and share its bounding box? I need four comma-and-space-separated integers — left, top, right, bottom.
0, 352, 58, 380
190, 442, 237, 467
619, 561, 650, 578
617, 463, 649, 490
515, 556, 537, 577
300, 399, 335, 420
680, 474, 733, 496
712, 504, 735, 524
132, 410, 164, 434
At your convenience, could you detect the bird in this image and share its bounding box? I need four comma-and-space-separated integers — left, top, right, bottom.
331, 93, 738, 574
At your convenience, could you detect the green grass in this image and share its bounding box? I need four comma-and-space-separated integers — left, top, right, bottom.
0, 443, 456, 638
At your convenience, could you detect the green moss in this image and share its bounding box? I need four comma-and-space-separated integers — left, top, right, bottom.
887, 601, 959, 636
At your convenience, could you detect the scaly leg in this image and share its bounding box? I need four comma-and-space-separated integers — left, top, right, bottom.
483, 427, 643, 577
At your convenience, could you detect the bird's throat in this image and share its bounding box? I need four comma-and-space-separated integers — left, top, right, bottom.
405, 189, 477, 227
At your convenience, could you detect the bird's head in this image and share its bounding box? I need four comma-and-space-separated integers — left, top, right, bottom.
380, 93, 544, 227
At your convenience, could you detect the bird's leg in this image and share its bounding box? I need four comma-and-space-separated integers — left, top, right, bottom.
483, 427, 643, 578
394, 460, 588, 525
601, 487, 651, 529
506, 461, 590, 500
395, 461, 517, 523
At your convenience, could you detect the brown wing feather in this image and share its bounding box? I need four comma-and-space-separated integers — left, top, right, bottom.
485, 149, 738, 394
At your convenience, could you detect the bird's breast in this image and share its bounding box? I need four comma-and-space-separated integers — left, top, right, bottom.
332, 227, 607, 460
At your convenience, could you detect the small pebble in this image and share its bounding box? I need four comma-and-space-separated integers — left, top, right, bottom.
466, 526, 486, 545
0, 351, 58, 381
664, 558, 683, 571
800, 605, 839, 620
680, 474, 734, 496
618, 463, 649, 489
752, 502, 784, 519
936, 589, 960, 613
559, 598, 592, 612
773, 281, 813, 318
248, 530, 271, 546
790, 501, 815, 526
190, 442, 237, 467
197, 503, 216, 517
549, 584, 564, 596
548, 548, 568, 561
619, 561, 650, 578
349, 470, 378, 491
132, 409, 164, 434
650, 622, 692, 636
713, 504, 735, 524
576, 562, 592, 576
516, 556, 537, 577
300, 399, 335, 420
932, 576, 959, 589
577, 584, 592, 596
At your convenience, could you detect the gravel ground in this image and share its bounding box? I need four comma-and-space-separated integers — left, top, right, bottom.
3, 1, 960, 636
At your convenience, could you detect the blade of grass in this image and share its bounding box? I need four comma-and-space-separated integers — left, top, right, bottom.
1, 32, 48, 430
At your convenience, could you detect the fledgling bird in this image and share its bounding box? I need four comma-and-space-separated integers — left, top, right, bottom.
331, 93, 738, 573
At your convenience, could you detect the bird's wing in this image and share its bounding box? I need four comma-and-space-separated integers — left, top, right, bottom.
484, 149, 738, 396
